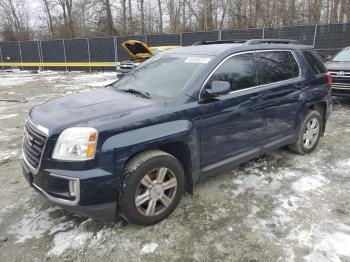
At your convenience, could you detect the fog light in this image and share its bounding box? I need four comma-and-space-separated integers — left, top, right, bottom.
69, 180, 79, 197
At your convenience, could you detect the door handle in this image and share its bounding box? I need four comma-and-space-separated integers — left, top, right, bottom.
239, 95, 261, 108
295, 83, 304, 90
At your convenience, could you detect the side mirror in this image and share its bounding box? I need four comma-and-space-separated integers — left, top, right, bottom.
205, 81, 231, 97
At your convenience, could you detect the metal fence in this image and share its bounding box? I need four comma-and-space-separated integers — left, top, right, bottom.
1, 23, 349, 71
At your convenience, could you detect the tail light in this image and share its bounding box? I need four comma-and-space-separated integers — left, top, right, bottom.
326, 72, 332, 88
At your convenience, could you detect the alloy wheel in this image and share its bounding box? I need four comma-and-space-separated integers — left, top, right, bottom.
135, 167, 177, 217
303, 117, 320, 149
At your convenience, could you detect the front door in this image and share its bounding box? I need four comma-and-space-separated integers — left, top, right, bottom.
199, 53, 264, 172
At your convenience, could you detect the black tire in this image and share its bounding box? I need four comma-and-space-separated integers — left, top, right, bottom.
119, 150, 185, 226
288, 110, 322, 155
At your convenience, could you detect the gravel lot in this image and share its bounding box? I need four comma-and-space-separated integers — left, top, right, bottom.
0, 71, 350, 262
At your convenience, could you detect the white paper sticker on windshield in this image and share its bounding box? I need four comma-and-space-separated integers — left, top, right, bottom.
185, 57, 211, 64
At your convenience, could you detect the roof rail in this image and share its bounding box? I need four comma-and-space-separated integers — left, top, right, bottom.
246, 39, 299, 45
192, 39, 247, 46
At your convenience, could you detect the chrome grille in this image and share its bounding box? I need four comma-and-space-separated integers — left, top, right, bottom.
329, 71, 350, 89
120, 64, 135, 69
22, 119, 47, 170
329, 71, 350, 78
332, 82, 350, 89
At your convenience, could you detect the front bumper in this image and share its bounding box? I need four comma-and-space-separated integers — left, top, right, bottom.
332, 88, 350, 98
21, 157, 118, 222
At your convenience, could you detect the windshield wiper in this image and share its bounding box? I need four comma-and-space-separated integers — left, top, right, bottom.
118, 88, 151, 99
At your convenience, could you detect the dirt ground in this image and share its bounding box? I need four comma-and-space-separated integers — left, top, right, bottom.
0, 70, 350, 262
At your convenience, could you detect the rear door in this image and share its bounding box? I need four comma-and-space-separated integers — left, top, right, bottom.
256, 50, 304, 149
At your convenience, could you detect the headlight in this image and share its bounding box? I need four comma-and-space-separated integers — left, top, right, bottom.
52, 127, 98, 161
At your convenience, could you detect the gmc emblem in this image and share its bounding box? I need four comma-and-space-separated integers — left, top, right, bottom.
23, 129, 34, 146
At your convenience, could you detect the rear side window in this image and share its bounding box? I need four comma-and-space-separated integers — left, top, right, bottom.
302, 50, 327, 74
207, 53, 257, 91
258, 51, 300, 84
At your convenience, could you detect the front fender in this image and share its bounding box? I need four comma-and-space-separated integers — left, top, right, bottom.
100, 120, 199, 183
102, 120, 193, 150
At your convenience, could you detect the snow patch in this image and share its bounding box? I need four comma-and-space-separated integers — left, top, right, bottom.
307, 232, 350, 261
8, 207, 61, 243
338, 158, 350, 169
292, 175, 327, 193
141, 243, 159, 254
0, 77, 34, 87
48, 226, 93, 257
0, 149, 19, 161
0, 114, 18, 120
87, 79, 115, 87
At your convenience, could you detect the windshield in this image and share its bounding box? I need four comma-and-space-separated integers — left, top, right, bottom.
332, 49, 350, 62
113, 54, 211, 99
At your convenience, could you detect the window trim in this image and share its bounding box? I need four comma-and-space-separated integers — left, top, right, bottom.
302, 50, 327, 75
199, 49, 302, 100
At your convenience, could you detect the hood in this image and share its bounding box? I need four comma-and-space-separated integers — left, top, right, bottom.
122, 40, 154, 61
325, 61, 350, 71
30, 88, 162, 136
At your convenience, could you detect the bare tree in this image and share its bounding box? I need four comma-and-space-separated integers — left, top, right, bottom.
2, 0, 350, 41
41, 0, 55, 38
330, 0, 341, 22
157, 0, 163, 32
0, 0, 31, 40
138, 0, 145, 34
105, 0, 116, 35
128, 0, 133, 33
121, 0, 127, 33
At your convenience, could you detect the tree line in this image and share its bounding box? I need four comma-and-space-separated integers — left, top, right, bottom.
1, 0, 350, 41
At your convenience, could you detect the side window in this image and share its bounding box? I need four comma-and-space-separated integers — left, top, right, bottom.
258, 51, 300, 84
302, 50, 327, 74
207, 53, 257, 91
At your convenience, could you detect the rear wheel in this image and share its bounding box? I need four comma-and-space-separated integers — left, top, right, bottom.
119, 150, 185, 226
289, 110, 322, 155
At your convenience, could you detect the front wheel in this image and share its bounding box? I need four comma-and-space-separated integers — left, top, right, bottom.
119, 150, 185, 226
289, 110, 322, 155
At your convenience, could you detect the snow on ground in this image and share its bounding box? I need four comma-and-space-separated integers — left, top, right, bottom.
0, 114, 18, 120
141, 243, 159, 254
8, 206, 63, 243
0, 149, 20, 162
292, 174, 328, 192
231, 149, 350, 262
0, 75, 36, 88
0, 71, 350, 261
48, 222, 94, 257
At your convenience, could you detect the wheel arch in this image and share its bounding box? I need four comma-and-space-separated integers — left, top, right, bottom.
101, 120, 199, 196
307, 101, 327, 135
122, 142, 195, 195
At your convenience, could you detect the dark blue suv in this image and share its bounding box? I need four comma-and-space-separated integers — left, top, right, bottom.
21, 39, 332, 226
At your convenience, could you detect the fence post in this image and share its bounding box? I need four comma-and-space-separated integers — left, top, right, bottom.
180, 32, 183, 46
218, 30, 222, 40
62, 39, 68, 72
262, 27, 265, 39
0, 44, 4, 71
18, 41, 23, 71
36, 41, 41, 71
313, 24, 318, 47
114, 36, 119, 63
144, 34, 148, 45
87, 38, 92, 72
39, 40, 44, 71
